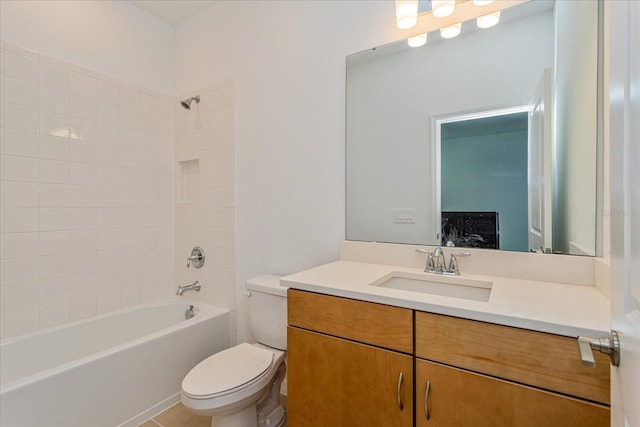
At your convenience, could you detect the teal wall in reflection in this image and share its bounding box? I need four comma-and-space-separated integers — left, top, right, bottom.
441, 113, 528, 251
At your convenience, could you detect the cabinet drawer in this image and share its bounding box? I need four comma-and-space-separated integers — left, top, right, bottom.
415, 311, 610, 404
416, 359, 609, 427
288, 289, 413, 353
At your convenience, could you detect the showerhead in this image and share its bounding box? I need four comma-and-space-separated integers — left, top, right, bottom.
180, 95, 200, 109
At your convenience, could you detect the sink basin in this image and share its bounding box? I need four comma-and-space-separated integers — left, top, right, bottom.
371, 272, 492, 302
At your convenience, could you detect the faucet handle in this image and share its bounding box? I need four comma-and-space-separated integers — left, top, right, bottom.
187, 247, 205, 268
416, 249, 435, 272
452, 251, 471, 256
448, 252, 471, 275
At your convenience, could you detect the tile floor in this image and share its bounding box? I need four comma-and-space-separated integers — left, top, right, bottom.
138, 403, 209, 427
138, 395, 287, 427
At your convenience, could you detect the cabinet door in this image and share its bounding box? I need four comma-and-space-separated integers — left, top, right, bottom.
288, 326, 413, 427
416, 359, 609, 427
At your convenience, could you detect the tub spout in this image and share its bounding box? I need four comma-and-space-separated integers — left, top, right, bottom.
177, 280, 201, 296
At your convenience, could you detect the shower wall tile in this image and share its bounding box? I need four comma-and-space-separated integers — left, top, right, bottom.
97, 101, 120, 125
4, 77, 39, 108
4, 155, 39, 182
40, 134, 69, 160
40, 86, 69, 114
4, 103, 39, 133
40, 231, 70, 255
0, 42, 175, 340
4, 50, 39, 83
40, 159, 69, 184
70, 70, 97, 98
3, 182, 39, 207
175, 81, 236, 314
69, 230, 97, 252
69, 294, 97, 322
3, 129, 39, 158
2, 207, 39, 233
40, 56, 70, 91
1, 233, 40, 260
39, 183, 70, 207
39, 302, 70, 329
70, 94, 97, 120
3, 307, 39, 339
69, 185, 97, 207
0, 258, 33, 287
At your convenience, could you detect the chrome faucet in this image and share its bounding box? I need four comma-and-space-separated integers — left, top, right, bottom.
416, 247, 470, 275
176, 280, 201, 296
432, 247, 446, 272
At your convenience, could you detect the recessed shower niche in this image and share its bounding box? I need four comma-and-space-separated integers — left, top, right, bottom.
177, 159, 200, 203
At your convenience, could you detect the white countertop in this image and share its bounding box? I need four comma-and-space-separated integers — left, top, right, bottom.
281, 260, 611, 338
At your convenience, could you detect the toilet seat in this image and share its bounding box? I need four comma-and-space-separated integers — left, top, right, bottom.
182, 343, 274, 399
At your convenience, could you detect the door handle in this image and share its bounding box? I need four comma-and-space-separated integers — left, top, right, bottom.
578, 330, 620, 367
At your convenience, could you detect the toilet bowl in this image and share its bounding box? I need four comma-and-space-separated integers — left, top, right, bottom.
181, 275, 287, 427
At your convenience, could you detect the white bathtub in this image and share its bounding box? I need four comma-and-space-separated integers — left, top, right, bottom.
0, 302, 230, 427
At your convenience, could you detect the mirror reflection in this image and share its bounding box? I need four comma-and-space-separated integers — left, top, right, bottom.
346, 0, 601, 256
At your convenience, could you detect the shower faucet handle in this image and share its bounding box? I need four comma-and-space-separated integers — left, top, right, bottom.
187, 247, 206, 268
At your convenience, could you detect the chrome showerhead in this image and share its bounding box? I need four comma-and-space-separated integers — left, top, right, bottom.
180, 95, 200, 109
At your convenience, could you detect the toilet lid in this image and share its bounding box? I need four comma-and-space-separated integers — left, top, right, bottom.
182, 343, 274, 397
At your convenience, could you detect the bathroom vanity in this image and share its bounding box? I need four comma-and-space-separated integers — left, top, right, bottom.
284, 242, 611, 426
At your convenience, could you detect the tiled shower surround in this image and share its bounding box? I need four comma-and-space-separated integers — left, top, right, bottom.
0, 42, 175, 339
174, 81, 237, 334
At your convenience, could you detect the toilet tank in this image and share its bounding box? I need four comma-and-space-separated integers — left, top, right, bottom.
246, 275, 288, 350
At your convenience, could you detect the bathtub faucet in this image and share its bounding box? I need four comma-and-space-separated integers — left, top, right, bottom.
177, 280, 201, 296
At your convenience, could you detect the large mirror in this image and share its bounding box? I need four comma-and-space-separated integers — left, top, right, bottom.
346, 0, 602, 256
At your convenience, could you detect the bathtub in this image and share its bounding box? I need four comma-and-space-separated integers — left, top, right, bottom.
0, 302, 230, 427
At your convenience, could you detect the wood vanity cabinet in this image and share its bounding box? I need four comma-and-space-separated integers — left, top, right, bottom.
415, 312, 610, 426
287, 289, 413, 427
286, 290, 610, 426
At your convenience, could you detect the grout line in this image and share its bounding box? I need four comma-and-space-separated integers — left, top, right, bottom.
147, 419, 163, 427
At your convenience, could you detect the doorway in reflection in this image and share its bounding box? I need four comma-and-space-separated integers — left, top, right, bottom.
440, 111, 529, 252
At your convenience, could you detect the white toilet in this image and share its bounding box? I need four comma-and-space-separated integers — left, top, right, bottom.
181, 275, 288, 427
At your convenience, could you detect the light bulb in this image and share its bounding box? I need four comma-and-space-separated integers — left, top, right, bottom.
477, 11, 500, 28
408, 33, 427, 47
432, 0, 455, 18
440, 22, 462, 39
395, 0, 418, 29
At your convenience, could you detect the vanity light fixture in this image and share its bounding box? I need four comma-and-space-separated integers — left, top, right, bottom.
408, 33, 428, 47
473, 0, 494, 5
395, 0, 418, 29
477, 11, 500, 28
431, 0, 456, 18
440, 22, 462, 38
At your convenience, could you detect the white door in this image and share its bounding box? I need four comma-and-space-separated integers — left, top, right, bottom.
528, 68, 553, 253
609, 1, 640, 426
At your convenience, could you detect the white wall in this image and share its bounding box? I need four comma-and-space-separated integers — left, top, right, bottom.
0, 1, 176, 339
553, 0, 599, 256
174, 0, 402, 343
0, 0, 175, 95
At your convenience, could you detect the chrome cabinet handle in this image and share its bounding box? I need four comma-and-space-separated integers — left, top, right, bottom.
397, 371, 404, 411
424, 380, 431, 420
